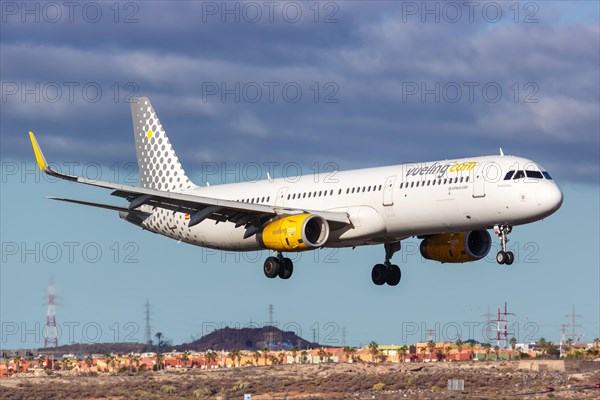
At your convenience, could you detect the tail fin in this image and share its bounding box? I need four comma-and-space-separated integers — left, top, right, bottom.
130, 97, 195, 191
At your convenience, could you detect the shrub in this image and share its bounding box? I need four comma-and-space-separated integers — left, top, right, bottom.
161, 384, 177, 394
193, 387, 214, 398
232, 380, 252, 391
373, 382, 385, 391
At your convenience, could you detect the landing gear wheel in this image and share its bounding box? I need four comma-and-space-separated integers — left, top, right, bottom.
496, 251, 507, 265
386, 264, 401, 286
494, 225, 513, 265
263, 257, 280, 278
278, 258, 294, 279
505, 251, 514, 265
371, 264, 387, 286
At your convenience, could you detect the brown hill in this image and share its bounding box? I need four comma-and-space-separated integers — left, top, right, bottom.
175, 326, 320, 352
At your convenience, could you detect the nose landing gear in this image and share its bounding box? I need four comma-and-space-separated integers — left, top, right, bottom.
371, 242, 402, 286
494, 225, 514, 265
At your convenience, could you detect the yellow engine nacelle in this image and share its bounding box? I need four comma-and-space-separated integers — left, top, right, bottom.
258, 214, 329, 252
420, 230, 491, 263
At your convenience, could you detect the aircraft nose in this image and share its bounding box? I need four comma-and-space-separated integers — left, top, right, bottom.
543, 183, 563, 214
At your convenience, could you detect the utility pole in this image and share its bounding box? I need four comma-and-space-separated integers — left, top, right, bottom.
565, 304, 582, 342
268, 304, 274, 349
481, 305, 495, 343
145, 299, 152, 346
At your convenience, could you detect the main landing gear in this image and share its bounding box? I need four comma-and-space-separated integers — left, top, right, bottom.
263, 252, 294, 280
371, 242, 402, 286
494, 225, 514, 265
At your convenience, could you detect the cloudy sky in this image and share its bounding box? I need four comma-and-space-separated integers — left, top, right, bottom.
1, 1, 598, 349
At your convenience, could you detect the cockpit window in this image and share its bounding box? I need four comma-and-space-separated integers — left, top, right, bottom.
542, 171, 553, 180
513, 170, 525, 180
504, 171, 515, 180
526, 170, 544, 179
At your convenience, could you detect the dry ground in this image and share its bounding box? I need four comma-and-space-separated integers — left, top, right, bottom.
1, 361, 599, 399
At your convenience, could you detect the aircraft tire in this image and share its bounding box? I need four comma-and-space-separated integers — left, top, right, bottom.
505, 251, 514, 265
496, 251, 507, 265
278, 258, 294, 279
386, 264, 401, 286
264, 257, 280, 278
371, 264, 387, 285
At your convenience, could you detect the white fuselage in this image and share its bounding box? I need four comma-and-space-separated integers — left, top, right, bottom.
137, 155, 563, 251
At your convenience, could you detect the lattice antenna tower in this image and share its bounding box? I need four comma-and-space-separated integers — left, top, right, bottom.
44, 277, 58, 348
492, 302, 514, 348
565, 304, 582, 342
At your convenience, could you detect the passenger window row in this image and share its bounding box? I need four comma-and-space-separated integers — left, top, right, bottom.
287, 184, 384, 201
237, 196, 270, 204
399, 176, 468, 189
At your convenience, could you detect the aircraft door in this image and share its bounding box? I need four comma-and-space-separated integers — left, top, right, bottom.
382, 175, 397, 206
473, 164, 486, 198
275, 187, 288, 206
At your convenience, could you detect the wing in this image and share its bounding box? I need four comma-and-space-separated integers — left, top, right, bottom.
29, 132, 350, 238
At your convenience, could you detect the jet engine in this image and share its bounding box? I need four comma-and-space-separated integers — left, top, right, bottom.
257, 213, 329, 252
420, 230, 491, 263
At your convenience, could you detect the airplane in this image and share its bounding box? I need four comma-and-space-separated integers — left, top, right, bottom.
29, 97, 563, 286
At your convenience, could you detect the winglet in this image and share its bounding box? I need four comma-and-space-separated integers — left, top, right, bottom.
499, 147, 504, 157
29, 131, 48, 170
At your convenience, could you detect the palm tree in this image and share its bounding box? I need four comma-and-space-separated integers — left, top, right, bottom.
180, 351, 190, 368
205, 351, 217, 368
262, 347, 269, 366
343, 346, 356, 363
154, 353, 164, 371
85, 355, 94, 369
291, 347, 298, 364
444, 346, 452, 361
594, 338, 600, 351
427, 340, 436, 362
455, 339, 464, 361
155, 332, 164, 351
278, 352, 286, 364
493, 345, 500, 361
482, 343, 492, 361
229, 350, 240, 367
509, 337, 517, 360
133, 354, 141, 372
127, 354, 135, 373
253, 351, 261, 366
399, 345, 409, 363
467, 342, 475, 360
300, 350, 308, 364
538, 338, 548, 356
368, 341, 380, 363
13, 356, 23, 373
317, 348, 327, 363
565, 338, 574, 353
